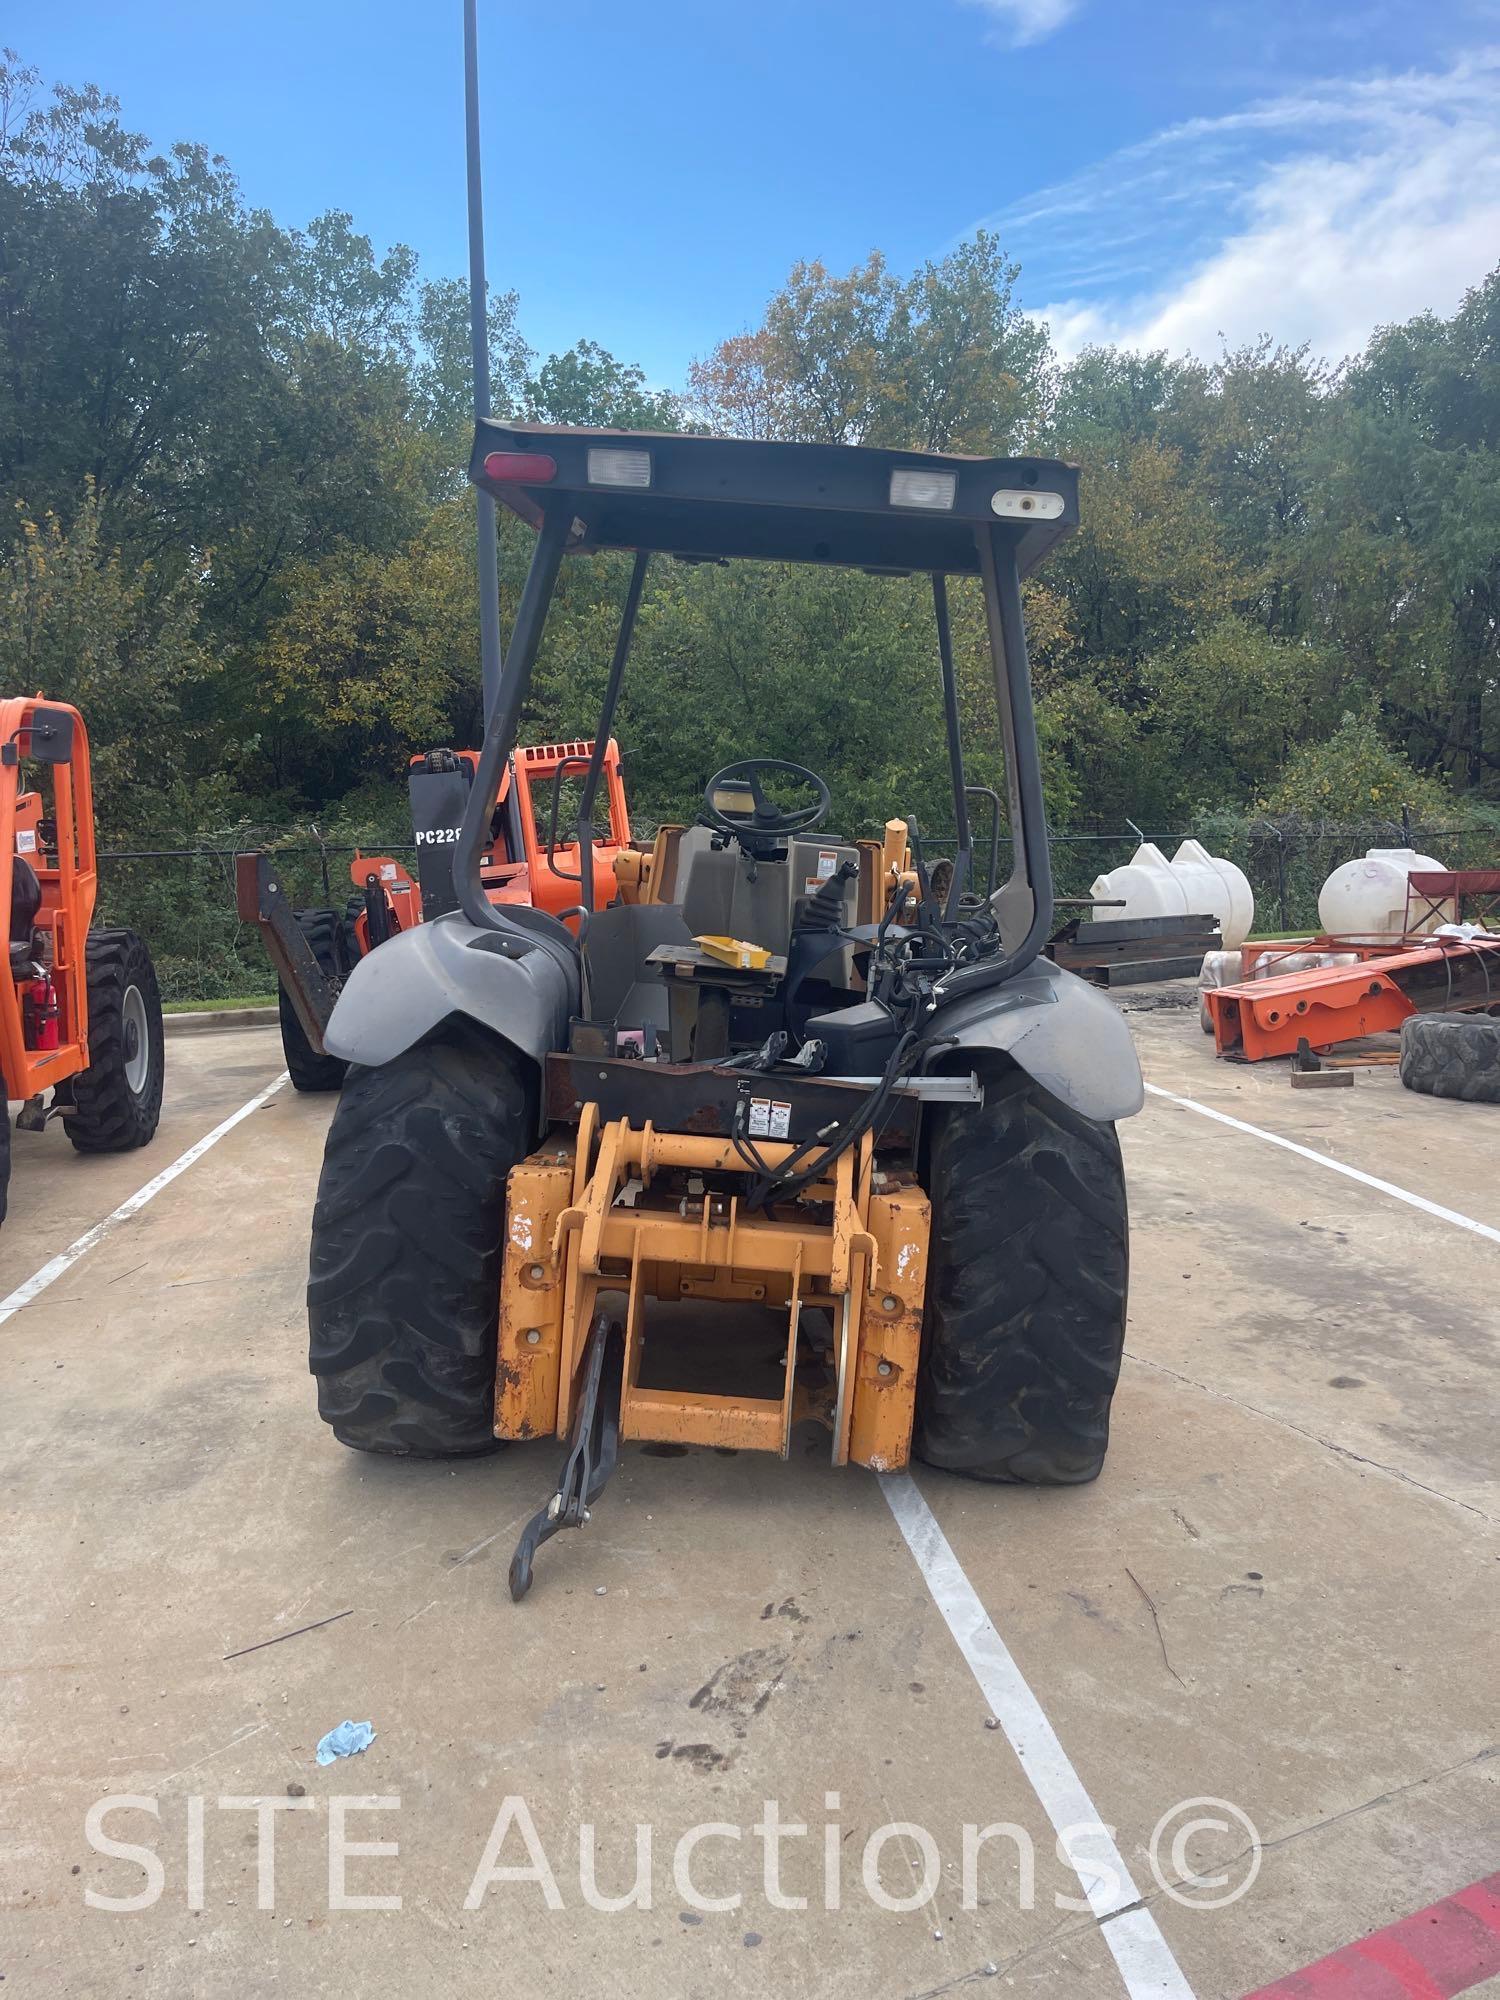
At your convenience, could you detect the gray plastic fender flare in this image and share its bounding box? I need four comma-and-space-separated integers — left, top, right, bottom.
322, 911, 579, 1073
930, 957, 1145, 1123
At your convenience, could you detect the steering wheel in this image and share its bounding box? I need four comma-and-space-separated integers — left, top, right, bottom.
701, 759, 831, 849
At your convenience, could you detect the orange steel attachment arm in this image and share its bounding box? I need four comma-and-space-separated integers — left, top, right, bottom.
1205, 938, 1500, 1060
496, 1113, 929, 1472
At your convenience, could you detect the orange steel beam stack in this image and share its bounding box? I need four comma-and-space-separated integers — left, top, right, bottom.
1206, 937, 1500, 1060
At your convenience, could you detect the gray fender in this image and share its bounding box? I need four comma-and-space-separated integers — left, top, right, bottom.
930, 957, 1144, 1123
322, 911, 579, 1072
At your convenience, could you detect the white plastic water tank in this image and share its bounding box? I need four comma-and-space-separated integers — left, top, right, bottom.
1089, 839, 1255, 949
1316, 848, 1451, 942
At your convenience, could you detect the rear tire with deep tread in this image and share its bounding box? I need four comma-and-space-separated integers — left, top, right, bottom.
1398, 1011, 1500, 1104
67, 930, 165, 1153
279, 907, 357, 1094
914, 1060, 1129, 1484
307, 1024, 532, 1455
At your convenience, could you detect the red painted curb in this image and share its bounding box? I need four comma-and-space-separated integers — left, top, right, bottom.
1242, 1873, 1500, 1999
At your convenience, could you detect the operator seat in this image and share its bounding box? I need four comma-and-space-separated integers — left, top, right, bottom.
673, 825, 861, 957
9, 855, 42, 975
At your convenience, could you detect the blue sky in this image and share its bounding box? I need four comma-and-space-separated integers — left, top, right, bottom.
17, 1, 1500, 382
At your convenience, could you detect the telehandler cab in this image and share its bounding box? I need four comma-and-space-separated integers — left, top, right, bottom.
241, 733, 632, 1093
306, 424, 1144, 1599
1, 696, 164, 1226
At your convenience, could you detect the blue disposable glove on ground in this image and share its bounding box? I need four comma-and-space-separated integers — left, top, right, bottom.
315, 1719, 376, 1765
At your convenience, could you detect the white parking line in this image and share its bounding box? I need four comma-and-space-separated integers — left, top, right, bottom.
1143, 1082, 1500, 1245
881, 1472, 1196, 1998
0, 1072, 289, 1330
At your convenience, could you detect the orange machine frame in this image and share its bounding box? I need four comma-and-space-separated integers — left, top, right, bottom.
495, 1105, 932, 1472
510, 737, 632, 918
348, 738, 634, 951
1206, 936, 1500, 1059
0, 696, 98, 1101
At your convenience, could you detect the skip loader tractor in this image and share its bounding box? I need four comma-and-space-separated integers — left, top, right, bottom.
305, 426, 1145, 1598
1, 697, 165, 1226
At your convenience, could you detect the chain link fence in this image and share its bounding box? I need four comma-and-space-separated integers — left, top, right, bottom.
95, 832, 417, 1003
917, 812, 1500, 930
98, 812, 1500, 1003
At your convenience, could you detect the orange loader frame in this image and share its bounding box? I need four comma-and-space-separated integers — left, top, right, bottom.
0, 697, 98, 1103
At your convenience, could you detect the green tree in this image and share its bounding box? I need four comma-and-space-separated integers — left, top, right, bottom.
525, 340, 684, 430
876, 232, 1051, 452
690, 235, 1049, 453
1050, 346, 1196, 455
0, 492, 211, 833
1145, 617, 1337, 809
1171, 343, 1333, 642
255, 498, 484, 800
1313, 272, 1500, 788
416, 276, 532, 447
1264, 707, 1453, 822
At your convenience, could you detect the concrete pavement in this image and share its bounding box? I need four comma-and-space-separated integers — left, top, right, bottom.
1, 1014, 1496, 1998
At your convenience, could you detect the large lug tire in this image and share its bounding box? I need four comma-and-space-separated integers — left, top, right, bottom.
1398, 1011, 1500, 1104
67, 930, 165, 1153
307, 1024, 533, 1455
914, 1060, 1129, 1485
279, 907, 358, 1094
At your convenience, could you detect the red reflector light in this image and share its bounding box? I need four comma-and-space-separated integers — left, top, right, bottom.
482, 451, 557, 484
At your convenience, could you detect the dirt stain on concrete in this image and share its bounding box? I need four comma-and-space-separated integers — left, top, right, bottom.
690, 1644, 791, 1719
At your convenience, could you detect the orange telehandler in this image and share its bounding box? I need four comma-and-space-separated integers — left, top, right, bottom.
239, 734, 634, 1091
1, 697, 165, 1226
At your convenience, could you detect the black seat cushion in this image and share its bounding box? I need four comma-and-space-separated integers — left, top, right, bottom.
10, 855, 41, 942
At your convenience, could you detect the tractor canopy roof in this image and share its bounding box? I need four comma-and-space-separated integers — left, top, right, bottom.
470, 422, 1078, 578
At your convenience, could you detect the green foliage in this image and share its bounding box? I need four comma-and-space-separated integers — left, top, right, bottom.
525, 340, 684, 431
1309, 269, 1500, 789
1147, 618, 1340, 808
0, 493, 210, 832
416, 277, 531, 446
1262, 708, 1454, 822
619, 562, 957, 837
690, 232, 1049, 452
256, 498, 486, 793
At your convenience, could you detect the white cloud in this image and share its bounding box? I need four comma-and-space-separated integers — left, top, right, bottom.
994, 51, 1500, 361
961, 0, 1080, 49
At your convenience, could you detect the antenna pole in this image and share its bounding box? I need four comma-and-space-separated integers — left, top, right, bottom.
464, 0, 504, 727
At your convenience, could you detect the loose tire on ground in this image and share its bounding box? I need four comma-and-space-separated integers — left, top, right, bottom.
1398, 1010, 1500, 1104
279, 907, 358, 1094
307, 1023, 533, 1455
914, 1059, 1129, 1484
67, 930, 165, 1153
